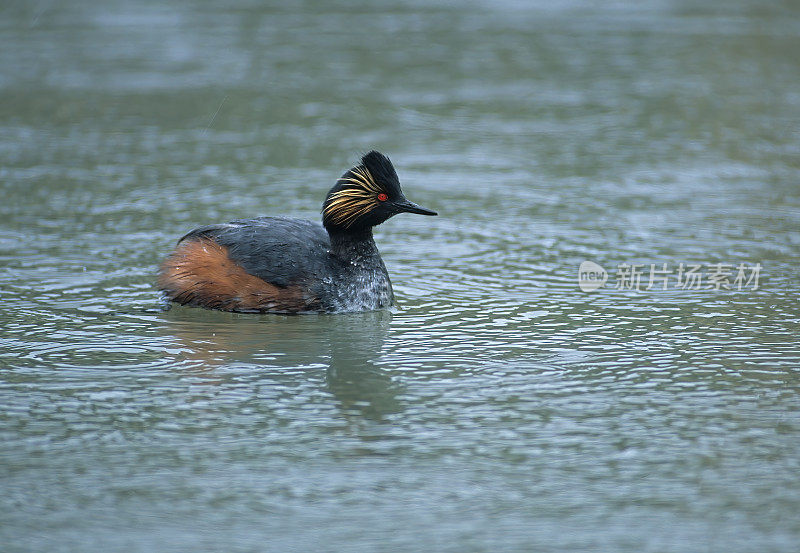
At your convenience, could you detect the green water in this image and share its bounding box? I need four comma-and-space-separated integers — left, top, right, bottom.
2, 1, 800, 551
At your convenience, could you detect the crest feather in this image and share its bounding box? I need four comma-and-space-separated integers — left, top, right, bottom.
323, 152, 400, 229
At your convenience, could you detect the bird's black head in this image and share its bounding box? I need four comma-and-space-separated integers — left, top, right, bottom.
322, 151, 437, 232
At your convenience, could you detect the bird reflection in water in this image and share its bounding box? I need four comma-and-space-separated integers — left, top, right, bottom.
159, 306, 402, 420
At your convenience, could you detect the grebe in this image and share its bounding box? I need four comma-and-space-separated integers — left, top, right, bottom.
158, 151, 437, 313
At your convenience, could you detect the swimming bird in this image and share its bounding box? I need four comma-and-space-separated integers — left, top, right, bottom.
158, 151, 437, 313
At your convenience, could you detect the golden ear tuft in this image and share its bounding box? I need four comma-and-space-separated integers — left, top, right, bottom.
323, 166, 385, 227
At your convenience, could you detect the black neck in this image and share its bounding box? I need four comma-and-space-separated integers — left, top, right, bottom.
326, 226, 380, 262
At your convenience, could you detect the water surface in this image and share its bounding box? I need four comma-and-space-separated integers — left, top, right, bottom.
1, 1, 799, 551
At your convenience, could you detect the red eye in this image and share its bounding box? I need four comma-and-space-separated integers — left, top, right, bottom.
377, 193, 388, 201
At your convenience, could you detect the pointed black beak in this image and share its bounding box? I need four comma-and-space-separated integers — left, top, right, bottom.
395, 199, 438, 216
